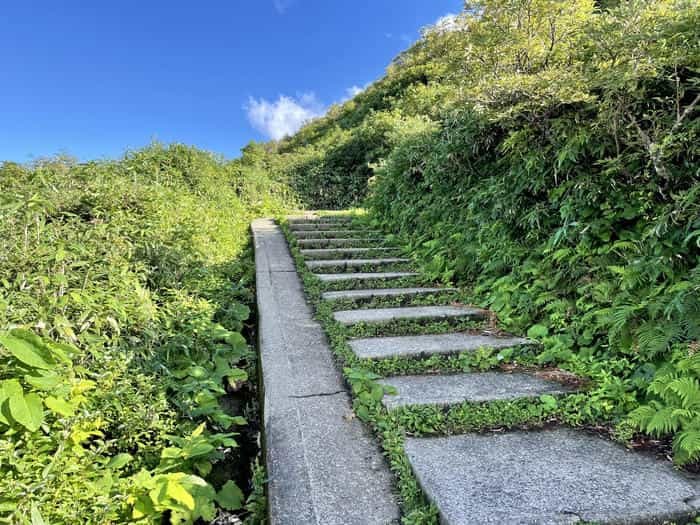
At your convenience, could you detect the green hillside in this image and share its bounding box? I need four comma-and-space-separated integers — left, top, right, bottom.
253, 0, 700, 466
0, 145, 292, 522
1, 0, 699, 523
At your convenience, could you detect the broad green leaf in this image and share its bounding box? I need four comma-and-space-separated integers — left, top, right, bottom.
0, 332, 55, 370
45, 396, 75, 417
166, 480, 195, 510
527, 324, 549, 339
188, 366, 208, 379
229, 304, 250, 322
0, 384, 11, 426
539, 394, 558, 410
24, 373, 62, 391
215, 480, 244, 510
191, 422, 206, 437
185, 442, 215, 458
106, 453, 133, 470
131, 496, 155, 519
194, 459, 212, 477
225, 332, 248, 352
9, 391, 44, 431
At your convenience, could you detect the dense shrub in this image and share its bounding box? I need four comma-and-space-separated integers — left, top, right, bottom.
262, 0, 700, 463
0, 144, 293, 523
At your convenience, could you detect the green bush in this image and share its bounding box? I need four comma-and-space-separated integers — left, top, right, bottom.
261, 0, 700, 464
0, 143, 292, 523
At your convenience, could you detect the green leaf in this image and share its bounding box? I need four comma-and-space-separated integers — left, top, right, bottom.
226, 368, 248, 385
131, 496, 155, 519
106, 453, 133, 470
9, 390, 44, 431
188, 366, 208, 379
0, 332, 55, 370
194, 459, 212, 477
215, 480, 244, 510
0, 383, 12, 426
31, 504, 47, 525
225, 332, 248, 353
0, 501, 17, 512
166, 480, 195, 511
539, 394, 558, 410
45, 396, 75, 417
527, 324, 549, 339
24, 373, 62, 391
229, 304, 250, 322
185, 442, 215, 458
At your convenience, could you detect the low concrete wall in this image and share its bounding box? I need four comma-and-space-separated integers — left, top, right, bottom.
252, 218, 399, 525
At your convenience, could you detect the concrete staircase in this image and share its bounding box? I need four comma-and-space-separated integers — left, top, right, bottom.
256, 214, 700, 525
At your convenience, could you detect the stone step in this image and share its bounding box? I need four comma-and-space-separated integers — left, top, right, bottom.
315, 272, 419, 283
322, 287, 458, 302
287, 216, 353, 224
333, 305, 486, 326
301, 247, 400, 260
291, 223, 358, 231
307, 258, 411, 271
297, 238, 388, 248
293, 229, 382, 239
405, 428, 699, 524
349, 332, 528, 360
378, 371, 575, 410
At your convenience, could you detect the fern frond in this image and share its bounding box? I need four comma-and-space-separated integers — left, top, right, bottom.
645, 406, 682, 436
673, 430, 700, 465
627, 404, 658, 430
666, 377, 700, 410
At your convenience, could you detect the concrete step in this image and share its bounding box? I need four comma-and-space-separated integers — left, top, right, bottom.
378, 371, 575, 410
322, 287, 458, 302
301, 247, 400, 260
287, 216, 353, 225
315, 272, 419, 283
405, 428, 699, 524
307, 258, 411, 271
333, 305, 486, 326
349, 332, 528, 360
291, 223, 358, 231
297, 238, 388, 248
293, 230, 382, 239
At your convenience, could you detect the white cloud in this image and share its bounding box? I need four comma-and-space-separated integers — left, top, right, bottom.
245, 93, 324, 140
345, 85, 365, 98
423, 13, 463, 36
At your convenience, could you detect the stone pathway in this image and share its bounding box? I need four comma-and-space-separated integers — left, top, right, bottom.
256, 214, 700, 525
252, 218, 399, 525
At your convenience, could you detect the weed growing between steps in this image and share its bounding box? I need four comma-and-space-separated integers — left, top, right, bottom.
0, 145, 293, 524
305, 261, 414, 274
283, 218, 670, 523
321, 292, 463, 311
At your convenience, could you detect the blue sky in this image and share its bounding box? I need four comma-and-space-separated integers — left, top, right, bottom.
0, 1, 462, 162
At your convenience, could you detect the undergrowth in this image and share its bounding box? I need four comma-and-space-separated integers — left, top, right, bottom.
0, 144, 293, 524
282, 218, 677, 524
259, 0, 700, 469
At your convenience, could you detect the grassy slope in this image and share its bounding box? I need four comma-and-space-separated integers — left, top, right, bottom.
0, 144, 293, 523
258, 0, 700, 466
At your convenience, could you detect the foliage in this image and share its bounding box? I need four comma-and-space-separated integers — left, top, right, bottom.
265, 0, 700, 465
0, 143, 292, 523
629, 347, 700, 464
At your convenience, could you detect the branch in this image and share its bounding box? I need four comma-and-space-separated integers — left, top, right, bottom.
671, 92, 700, 136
